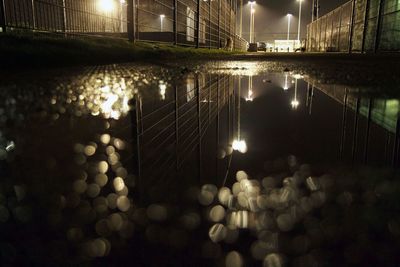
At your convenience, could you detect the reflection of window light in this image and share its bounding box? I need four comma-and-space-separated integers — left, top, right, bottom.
186, 76, 195, 102
159, 83, 167, 100
186, 7, 195, 42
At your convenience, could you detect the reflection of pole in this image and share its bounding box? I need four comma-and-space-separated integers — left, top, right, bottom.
238, 76, 241, 140
216, 76, 220, 181
363, 98, 372, 163
0, 0, 6, 33
175, 85, 179, 170
308, 85, 314, 115
393, 116, 400, 167
351, 97, 360, 164
339, 88, 348, 160
130, 95, 142, 199
197, 75, 202, 180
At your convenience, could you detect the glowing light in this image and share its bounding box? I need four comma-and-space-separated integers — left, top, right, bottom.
99, 0, 114, 12
291, 99, 300, 109
232, 140, 247, 153
159, 83, 167, 100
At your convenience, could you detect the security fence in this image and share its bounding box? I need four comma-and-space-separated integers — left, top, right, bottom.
307, 0, 400, 52
0, 0, 247, 50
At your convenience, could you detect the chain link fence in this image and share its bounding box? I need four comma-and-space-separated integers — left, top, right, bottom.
0, 0, 247, 50
307, 0, 400, 52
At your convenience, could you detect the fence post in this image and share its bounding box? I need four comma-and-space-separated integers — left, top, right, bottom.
61, 0, 67, 36
175, 85, 179, 170
218, 0, 220, 48
31, 0, 36, 29
127, 0, 135, 42
361, 0, 370, 53
0, 0, 6, 33
348, 0, 356, 53
173, 0, 177, 45
196, 0, 200, 48
337, 6, 343, 51
208, 0, 211, 49
374, 0, 385, 53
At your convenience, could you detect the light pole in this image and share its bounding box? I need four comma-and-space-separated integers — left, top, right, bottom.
239, 0, 243, 38
287, 14, 292, 41
248, 1, 256, 43
297, 0, 303, 41
160, 14, 165, 32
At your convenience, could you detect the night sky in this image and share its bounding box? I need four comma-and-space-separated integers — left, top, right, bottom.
239, 0, 349, 41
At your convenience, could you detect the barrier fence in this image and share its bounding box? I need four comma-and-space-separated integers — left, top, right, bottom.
0, 0, 247, 50
307, 0, 400, 52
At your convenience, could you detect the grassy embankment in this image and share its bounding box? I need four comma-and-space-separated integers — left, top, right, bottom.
0, 33, 242, 69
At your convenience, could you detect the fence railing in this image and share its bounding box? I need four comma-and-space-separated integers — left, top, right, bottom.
0, 0, 247, 50
307, 0, 400, 52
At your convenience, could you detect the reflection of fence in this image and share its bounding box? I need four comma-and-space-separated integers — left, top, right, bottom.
306, 78, 400, 166
0, 0, 247, 50
130, 74, 234, 199
307, 0, 400, 52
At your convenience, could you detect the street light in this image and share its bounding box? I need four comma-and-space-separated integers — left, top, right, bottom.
287, 14, 292, 41
160, 14, 165, 32
248, 1, 256, 43
99, 0, 115, 12
297, 0, 303, 41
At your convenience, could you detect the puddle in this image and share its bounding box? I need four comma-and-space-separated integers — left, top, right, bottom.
0, 62, 399, 266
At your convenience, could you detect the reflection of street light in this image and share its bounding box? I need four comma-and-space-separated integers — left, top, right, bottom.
283, 73, 289, 90
246, 75, 253, 101
233, 76, 248, 154
99, 0, 115, 12
248, 1, 256, 43
287, 14, 292, 41
160, 14, 165, 32
291, 78, 299, 109
297, 0, 303, 41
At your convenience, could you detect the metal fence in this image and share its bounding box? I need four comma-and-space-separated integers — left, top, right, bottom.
307, 0, 400, 52
0, 0, 247, 50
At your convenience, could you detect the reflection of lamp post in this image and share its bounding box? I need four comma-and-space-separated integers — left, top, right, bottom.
246, 75, 253, 101
160, 14, 165, 32
287, 14, 292, 41
248, 1, 256, 43
233, 76, 247, 153
283, 73, 289, 90
297, 0, 303, 41
291, 76, 300, 109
